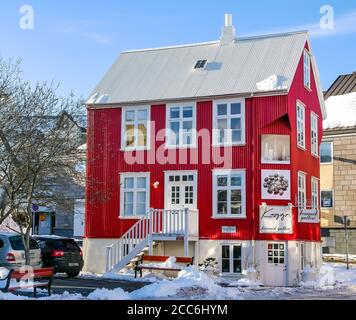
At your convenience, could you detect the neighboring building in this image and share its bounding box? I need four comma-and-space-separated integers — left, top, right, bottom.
84, 15, 326, 286
321, 72, 356, 254
31, 113, 87, 238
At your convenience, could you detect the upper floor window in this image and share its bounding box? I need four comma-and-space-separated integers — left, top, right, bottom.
321, 190, 333, 208
213, 170, 246, 218
121, 106, 150, 150
311, 113, 319, 157
213, 99, 245, 146
298, 172, 306, 210
166, 103, 196, 148
120, 173, 150, 218
320, 142, 333, 164
304, 50, 311, 90
311, 177, 319, 210
297, 101, 306, 149
261, 135, 290, 164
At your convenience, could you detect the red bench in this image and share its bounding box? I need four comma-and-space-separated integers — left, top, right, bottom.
134, 255, 194, 278
1, 268, 54, 297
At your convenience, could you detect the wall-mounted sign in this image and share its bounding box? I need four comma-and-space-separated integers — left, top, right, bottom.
222, 226, 237, 234
298, 209, 320, 223
261, 170, 291, 200
260, 204, 293, 234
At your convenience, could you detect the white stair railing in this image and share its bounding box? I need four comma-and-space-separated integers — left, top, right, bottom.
105, 208, 190, 272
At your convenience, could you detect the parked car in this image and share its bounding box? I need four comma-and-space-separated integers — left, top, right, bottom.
0, 232, 42, 270
33, 236, 84, 277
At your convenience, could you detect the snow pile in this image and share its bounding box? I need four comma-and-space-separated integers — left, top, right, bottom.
256, 75, 287, 91
324, 92, 356, 129
88, 288, 131, 300
0, 268, 9, 280
81, 270, 158, 283
333, 264, 356, 286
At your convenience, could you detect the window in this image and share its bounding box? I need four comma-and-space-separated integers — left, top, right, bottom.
296, 101, 306, 149
213, 170, 246, 218
122, 107, 150, 150
298, 172, 306, 210
311, 177, 319, 210
213, 99, 245, 146
304, 50, 311, 90
268, 243, 286, 265
311, 113, 319, 156
120, 174, 150, 217
261, 135, 290, 164
320, 142, 333, 164
321, 190, 333, 208
221, 245, 242, 274
166, 104, 196, 148
194, 60, 207, 69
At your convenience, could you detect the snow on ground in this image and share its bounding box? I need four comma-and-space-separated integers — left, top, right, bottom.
324, 92, 356, 129
1, 263, 356, 300
256, 74, 287, 91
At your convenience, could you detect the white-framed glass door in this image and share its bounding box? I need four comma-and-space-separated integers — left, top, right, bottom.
266, 242, 288, 286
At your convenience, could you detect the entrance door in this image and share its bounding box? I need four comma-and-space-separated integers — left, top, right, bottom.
266, 242, 288, 286
164, 172, 197, 233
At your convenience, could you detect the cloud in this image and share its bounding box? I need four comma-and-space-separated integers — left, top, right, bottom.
242, 10, 356, 39
54, 21, 112, 45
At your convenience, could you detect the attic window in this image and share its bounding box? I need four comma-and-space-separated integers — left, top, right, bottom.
194, 60, 207, 69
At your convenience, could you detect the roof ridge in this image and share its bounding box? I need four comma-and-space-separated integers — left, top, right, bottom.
122, 30, 308, 54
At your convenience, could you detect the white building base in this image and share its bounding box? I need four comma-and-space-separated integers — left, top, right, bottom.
83, 238, 322, 286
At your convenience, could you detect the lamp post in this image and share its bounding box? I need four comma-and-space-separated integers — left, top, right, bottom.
344, 216, 351, 270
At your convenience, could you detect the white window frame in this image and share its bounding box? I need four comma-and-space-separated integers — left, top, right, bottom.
220, 244, 243, 275
320, 141, 333, 165
321, 189, 334, 209
213, 98, 246, 147
311, 112, 319, 157
164, 171, 198, 210
297, 171, 306, 211
311, 177, 319, 210
304, 49, 311, 91
261, 134, 291, 164
121, 106, 151, 151
212, 169, 246, 219
296, 101, 306, 150
120, 172, 150, 219
166, 102, 197, 149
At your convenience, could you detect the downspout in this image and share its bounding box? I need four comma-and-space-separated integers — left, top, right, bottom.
251, 93, 256, 266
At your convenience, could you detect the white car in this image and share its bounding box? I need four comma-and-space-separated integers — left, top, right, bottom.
0, 232, 42, 270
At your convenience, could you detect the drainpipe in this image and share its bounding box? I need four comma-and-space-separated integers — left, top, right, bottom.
251, 93, 257, 265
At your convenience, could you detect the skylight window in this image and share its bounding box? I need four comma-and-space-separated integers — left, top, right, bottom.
194, 60, 207, 69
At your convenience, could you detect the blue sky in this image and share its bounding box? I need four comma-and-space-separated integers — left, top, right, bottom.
0, 0, 355, 99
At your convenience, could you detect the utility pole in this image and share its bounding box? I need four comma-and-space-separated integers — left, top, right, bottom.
344, 215, 350, 270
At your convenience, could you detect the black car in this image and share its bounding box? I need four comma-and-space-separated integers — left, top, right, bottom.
33, 236, 84, 277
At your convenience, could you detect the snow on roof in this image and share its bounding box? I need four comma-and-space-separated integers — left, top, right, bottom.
78, 144, 87, 151
256, 74, 287, 91
323, 92, 356, 130
89, 31, 310, 104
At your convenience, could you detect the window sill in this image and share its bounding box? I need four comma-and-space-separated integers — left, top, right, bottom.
321, 162, 333, 165
121, 147, 151, 152
212, 143, 246, 148
119, 216, 145, 220
165, 145, 198, 150
261, 161, 291, 165
304, 85, 312, 93
297, 145, 307, 152
311, 153, 319, 159
212, 215, 247, 220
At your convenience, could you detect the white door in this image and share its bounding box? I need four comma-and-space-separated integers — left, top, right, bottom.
266, 242, 288, 286
164, 172, 197, 233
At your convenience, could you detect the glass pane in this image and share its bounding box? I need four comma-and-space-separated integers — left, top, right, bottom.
320, 142, 332, 163
274, 258, 279, 264
279, 258, 285, 264
183, 107, 193, 118
231, 118, 241, 130
233, 260, 241, 273
231, 103, 241, 115
175, 176, 180, 182
136, 192, 146, 203
170, 122, 180, 145
124, 178, 134, 189
217, 104, 227, 116
124, 192, 134, 203
137, 177, 146, 189
125, 111, 135, 122
137, 124, 147, 147
124, 204, 134, 216
231, 202, 241, 215
218, 176, 228, 186
217, 119, 227, 130
222, 246, 230, 259
218, 202, 228, 215
231, 190, 241, 202
188, 175, 194, 181
169, 176, 174, 182
231, 175, 241, 186
218, 190, 227, 201
222, 259, 230, 273
233, 246, 241, 259
232, 130, 241, 142
136, 204, 146, 216
125, 125, 135, 147
183, 121, 192, 131
138, 110, 148, 121
268, 258, 273, 263
170, 108, 180, 119
182, 175, 188, 181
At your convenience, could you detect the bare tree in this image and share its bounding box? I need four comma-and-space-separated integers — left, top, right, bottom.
0, 57, 85, 264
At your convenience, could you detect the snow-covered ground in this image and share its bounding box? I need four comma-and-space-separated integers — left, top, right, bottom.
1, 263, 356, 300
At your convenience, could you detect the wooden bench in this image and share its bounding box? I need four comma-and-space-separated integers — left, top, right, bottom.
0, 268, 54, 297
134, 255, 194, 278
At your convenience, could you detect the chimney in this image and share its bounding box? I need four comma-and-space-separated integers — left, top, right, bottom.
220, 13, 236, 45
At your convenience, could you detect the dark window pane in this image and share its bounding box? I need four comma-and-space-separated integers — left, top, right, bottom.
222, 259, 230, 273
274, 258, 279, 264
217, 104, 228, 116
218, 190, 227, 202
279, 258, 285, 264
268, 258, 273, 263
233, 260, 241, 273
320, 142, 332, 163
233, 246, 241, 259
321, 191, 333, 208
218, 176, 228, 186
231, 103, 241, 115
218, 202, 228, 215
222, 246, 230, 259
183, 107, 193, 118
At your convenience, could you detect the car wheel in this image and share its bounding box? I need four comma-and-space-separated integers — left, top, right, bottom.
67, 272, 80, 278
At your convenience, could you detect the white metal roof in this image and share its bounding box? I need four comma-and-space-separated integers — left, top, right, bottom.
89, 30, 326, 118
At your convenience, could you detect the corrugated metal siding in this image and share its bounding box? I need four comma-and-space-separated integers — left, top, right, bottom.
90, 32, 308, 104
